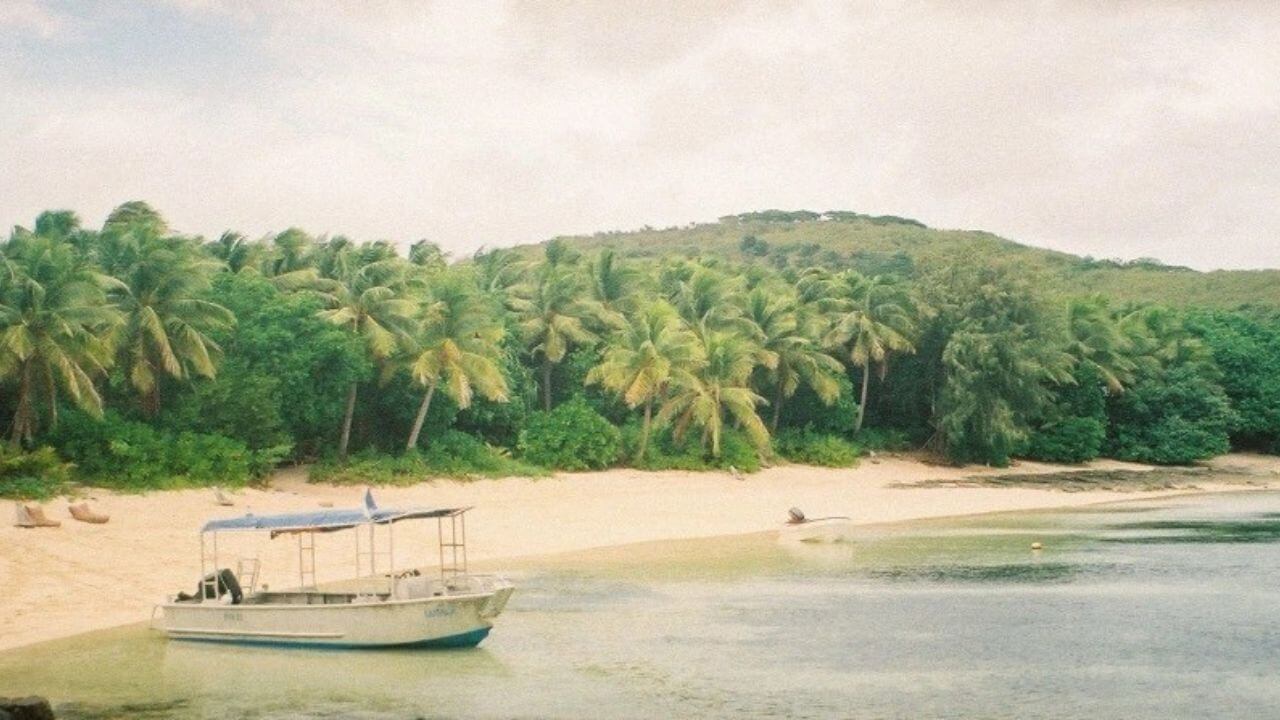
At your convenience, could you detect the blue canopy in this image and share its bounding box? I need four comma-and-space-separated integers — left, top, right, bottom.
201, 506, 466, 535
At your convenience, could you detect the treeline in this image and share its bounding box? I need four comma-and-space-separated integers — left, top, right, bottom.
2, 202, 1278, 497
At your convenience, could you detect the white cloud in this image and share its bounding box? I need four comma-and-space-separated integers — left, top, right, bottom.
0, 0, 71, 38
2, 0, 1278, 269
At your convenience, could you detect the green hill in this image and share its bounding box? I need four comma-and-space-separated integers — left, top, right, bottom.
527, 210, 1280, 310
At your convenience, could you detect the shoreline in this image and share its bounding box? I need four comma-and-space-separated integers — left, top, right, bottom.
2, 453, 1276, 653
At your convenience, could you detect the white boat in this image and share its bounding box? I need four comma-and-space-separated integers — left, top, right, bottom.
153, 492, 514, 649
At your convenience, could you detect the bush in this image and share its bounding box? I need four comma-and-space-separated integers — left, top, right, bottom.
0, 446, 72, 499
1025, 416, 1106, 464
48, 411, 269, 490
518, 397, 621, 471
775, 429, 861, 467
853, 427, 913, 452
311, 435, 545, 485
1106, 366, 1232, 465
621, 423, 762, 472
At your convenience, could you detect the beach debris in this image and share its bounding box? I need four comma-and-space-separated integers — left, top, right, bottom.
318, 500, 334, 508
68, 502, 109, 524
213, 487, 235, 507
1031, 542, 1044, 551
730, 466, 743, 481
0, 695, 56, 720
787, 507, 806, 524
13, 504, 60, 529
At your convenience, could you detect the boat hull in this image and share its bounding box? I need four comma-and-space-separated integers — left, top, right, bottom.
156, 587, 514, 649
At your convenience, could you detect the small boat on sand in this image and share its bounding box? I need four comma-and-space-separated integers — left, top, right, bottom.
154, 492, 514, 649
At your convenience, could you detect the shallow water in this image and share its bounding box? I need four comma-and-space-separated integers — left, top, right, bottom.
4, 491, 1280, 719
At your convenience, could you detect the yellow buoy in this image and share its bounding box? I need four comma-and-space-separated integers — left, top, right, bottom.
1030, 542, 1043, 550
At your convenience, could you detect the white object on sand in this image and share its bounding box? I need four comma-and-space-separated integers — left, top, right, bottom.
213, 487, 234, 507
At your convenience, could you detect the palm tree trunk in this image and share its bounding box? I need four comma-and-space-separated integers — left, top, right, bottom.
855, 363, 871, 434
637, 397, 653, 462
10, 362, 33, 446
46, 374, 57, 430
406, 381, 438, 451
771, 382, 785, 432
338, 382, 358, 460
541, 358, 552, 412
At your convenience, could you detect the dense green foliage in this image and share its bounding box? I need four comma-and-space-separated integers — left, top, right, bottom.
49, 411, 271, 489
774, 428, 861, 467
2, 204, 1278, 498
0, 445, 70, 499
310, 433, 544, 485
518, 396, 621, 470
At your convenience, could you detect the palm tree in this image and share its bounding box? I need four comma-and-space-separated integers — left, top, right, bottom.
743, 287, 843, 431
658, 331, 769, 458
1065, 296, 1135, 393
263, 228, 316, 277
587, 248, 640, 313
472, 247, 530, 312
587, 301, 703, 460
404, 271, 509, 450
0, 232, 119, 444
103, 201, 168, 237
309, 250, 417, 459
669, 266, 747, 337
207, 231, 261, 274
98, 224, 234, 415
820, 272, 918, 434
408, 239, 448, 272
518, 263, 608, 411
1119, 304, 1213, 375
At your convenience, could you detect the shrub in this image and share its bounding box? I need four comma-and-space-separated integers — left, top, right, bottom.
853, 427, 913, 452
775, 429, 861, 467
48, 411, 267, 490
518, 397, 621, 471
1106, 366, 1232, 465
716, 429, 762, 472
0, 446, 72, 499
621, 423, 762, 472
1025, 416, 1106, 464
311, 436, 545, 485
419, 430, 544, 478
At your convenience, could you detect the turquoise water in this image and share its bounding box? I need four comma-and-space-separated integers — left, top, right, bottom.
3, 491, 1280, 719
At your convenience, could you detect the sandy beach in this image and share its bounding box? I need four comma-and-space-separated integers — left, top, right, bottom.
2, 453, 1276, 652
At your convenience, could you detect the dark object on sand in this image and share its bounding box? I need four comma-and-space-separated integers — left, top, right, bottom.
786, 507, 851, 525
0, 696, 57, 720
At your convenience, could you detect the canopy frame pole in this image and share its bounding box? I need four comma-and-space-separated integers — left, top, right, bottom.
367, 521, 376, 579
297, 531, 317, 590
388, 520, 396, 595
437, 516, 445, 582
199, 532, 220, 600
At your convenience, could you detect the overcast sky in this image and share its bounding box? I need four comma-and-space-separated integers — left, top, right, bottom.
2, 1, 1277, 270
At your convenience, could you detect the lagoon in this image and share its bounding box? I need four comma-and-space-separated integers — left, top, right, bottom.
3, 491, 1279, 719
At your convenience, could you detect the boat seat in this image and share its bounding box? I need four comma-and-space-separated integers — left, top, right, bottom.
175, 568, 243, 604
